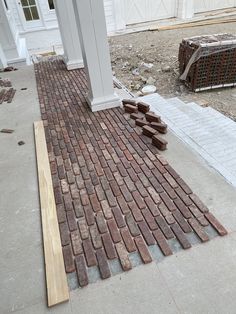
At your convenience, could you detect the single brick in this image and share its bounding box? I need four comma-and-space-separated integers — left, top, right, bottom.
174, 198, 192, 219
152, 229, 173, 256
112, 206, 126, 228
205, 212, 227, 236
132, 191, 146, 210
134, 236, 152, 264
198, 215, 209, 227
84, 204, 95, 226
152, 135, 168, 151
116, 242, 132, 271
125, 212, 141, 236
162, 182, 178, 200
189, 204, 202, 219
138, 220, 156, 245
137, 102, 150, 113
160, 192, 176, 212
156, 215, 175, 240
110, 180, 121, 197
90, 224, 103, 249
130, 113, 144, 120
105, 189, 117, 207
124, 104, 138, 114
120, 184, 133, 202
150, 122, 168, 134
75, 255, 89, 287
163, 172, 178, 189
78, 218, 89, 239
96, 248, 111, 279
188, 218, 209, 242
102, 233, 117, 259
136, 119, 149, 127
101, 199, 113, 219
66, 210, 77, 231
83, 238, 97, 267
107, 219, 122, 243
121, 227, 136, 252
62, 245, 75, 273
71, 230, 83, 255
145, 112, 161, 123
165, 214, 176, 225
171, 223, 191, 249
147, 187, 161, 205
176, 177, 192, 194
96, 212, 108, 234
175, 187, 192, 206
56, 204, 66, 223
122, 99, 137, 106
142, 125, 157, 138
59, 221, 70, 246
145, 196, 160, 216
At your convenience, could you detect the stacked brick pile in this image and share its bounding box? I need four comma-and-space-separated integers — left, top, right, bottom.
0, 78, 16, 104
123, 99, 168, 151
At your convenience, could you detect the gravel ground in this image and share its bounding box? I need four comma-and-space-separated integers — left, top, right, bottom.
109, 21, 236, 121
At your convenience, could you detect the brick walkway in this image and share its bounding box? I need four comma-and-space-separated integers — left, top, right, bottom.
35, 58, 227, 289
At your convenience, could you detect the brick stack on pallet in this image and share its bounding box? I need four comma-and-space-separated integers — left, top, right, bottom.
179, 33, 236, 92
123, 99, 168, 151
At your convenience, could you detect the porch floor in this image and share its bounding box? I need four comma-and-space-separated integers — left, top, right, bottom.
1, 63, 236, 313
35, 58, 226, 289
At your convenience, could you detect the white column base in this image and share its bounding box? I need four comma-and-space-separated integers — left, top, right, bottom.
63, 56, 84, 70
86, 92, 121, 112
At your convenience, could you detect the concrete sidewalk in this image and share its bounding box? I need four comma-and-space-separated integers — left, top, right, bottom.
0, 66, 236, 314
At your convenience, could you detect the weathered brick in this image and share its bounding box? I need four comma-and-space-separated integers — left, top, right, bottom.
96, 248, 111, 279
150, 122, 167, 134
174, 198, 192, 219
171, 223, 191, 249
175, 187, 193, 206
205, 212, 227, 236
137, 102, 150, 113
190, 194, 209, 213
90, 193, 101, 212
142, 208, 159, 230
132, 191, 146, 209
78, 218, 89, 239
66, 210, 77, 231
188, 218, 209, 242
62, 245, 75, 272
73, 199, 84, 218
102, 233, 117, 259
145, 196, 160, 216
96, 212, 108, 234
116, 195, 130, 215
71, 230, 83, 255
197, 215, 209, 227
75, 255, 89, 287
109, 180, 121, 197
152, 135, 168, 151
107, 219, 122, 243
134, 236, 152, 264
56, 204, 66, 223
176, 178, 192, 194
121, 227, 136, 252
84, 204, 95, 226
128, 201, 143, 222
162, 182, 177, 200
138, 220, 156, 245
83, 238, 97, 267
105, 189, 117, 207
160, 192, 176, 212
152, 229, 173, 256
125, 212, 140, 236
59, 221, 70, 246
147, 187, 161, 205
112, 206, 126, 228
173, 210, 192, 233
120, 184, 133, 202
155, 216, 174, 239
145, 112, 161, 123
116, 242, 132, 271
90, 224, 103, 249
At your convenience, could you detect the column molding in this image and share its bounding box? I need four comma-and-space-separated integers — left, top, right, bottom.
72, 0, 120, 112
0, 43, 7, 69
54, 0, 83, 70
177, 0, 194, 19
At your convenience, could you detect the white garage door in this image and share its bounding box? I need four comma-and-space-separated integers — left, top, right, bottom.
195, 0, 235, 13
125, 0, 177, 25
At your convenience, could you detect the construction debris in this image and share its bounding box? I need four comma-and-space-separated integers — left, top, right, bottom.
0, 88, 16, 104
18, 141, 25, 146
0, 78, 12, 87
0, 129, 14, 134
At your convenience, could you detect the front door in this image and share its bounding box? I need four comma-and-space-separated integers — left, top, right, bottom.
18, 0, 42, 29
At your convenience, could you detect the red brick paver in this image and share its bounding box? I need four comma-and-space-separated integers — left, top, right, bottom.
35, 58, 227, 287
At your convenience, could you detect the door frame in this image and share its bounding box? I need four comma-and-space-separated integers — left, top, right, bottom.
16, 0, 43, 30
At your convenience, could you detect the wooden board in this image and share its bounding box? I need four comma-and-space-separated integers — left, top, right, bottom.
34, 121, 69, 307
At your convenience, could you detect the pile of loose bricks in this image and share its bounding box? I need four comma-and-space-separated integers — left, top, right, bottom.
123, 99, 168, 151
0, 78, 16, 104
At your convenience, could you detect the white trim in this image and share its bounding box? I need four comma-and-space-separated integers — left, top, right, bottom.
87, 93, 121, 112
113, 0, 126, 31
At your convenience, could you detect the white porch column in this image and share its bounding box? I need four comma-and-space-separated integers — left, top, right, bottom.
72, 0, 120, 112
177, 0, 194, 19
0, 44, 7, 69
54, 0, 83, 70
0, 0, 26, 64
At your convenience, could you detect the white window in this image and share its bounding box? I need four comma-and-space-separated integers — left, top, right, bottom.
20, 0, 40, 21
48, 0, 54, 10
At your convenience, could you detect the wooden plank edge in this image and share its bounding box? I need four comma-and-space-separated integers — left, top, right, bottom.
34, 121, 69, 307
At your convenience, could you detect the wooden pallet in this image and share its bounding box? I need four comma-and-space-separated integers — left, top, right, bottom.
34, 121, 69, 307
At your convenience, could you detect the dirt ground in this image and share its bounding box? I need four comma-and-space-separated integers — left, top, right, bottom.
109, 21, 236, 121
